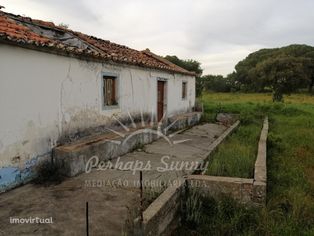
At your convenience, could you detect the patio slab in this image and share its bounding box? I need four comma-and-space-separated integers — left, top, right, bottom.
0, 122, 228, 236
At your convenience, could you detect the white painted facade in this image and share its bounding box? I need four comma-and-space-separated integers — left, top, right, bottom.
0, 44, 195, 177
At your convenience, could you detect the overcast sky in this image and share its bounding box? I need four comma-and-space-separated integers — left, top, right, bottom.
2, 0, 314, 75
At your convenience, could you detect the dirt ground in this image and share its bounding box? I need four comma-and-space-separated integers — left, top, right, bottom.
0, 123, 226, 236
0, 173, 140, 236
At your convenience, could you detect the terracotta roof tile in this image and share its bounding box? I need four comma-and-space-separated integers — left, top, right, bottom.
0, 10, 195, 76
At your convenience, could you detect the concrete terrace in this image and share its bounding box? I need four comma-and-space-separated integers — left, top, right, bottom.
0, 123, 228, 236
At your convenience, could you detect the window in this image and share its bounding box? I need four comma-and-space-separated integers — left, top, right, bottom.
182, 81, 187, 99
103, 76, 117, 106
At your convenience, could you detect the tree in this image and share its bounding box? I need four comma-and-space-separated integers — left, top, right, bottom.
303, 53, 314, 94
234, 44, 314, 94
201, 75, 233, 92
195, 77, 206, 97
164, 55, 203, 76
254, 56, 309, 101
164, 55, 204, 96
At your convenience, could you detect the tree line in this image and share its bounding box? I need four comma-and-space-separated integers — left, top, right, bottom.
165, 44, 314, 101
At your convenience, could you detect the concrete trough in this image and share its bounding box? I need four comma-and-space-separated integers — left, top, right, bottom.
53, 112, 202, 177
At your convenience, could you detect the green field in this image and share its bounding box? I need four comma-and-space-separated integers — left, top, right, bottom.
180, 93, 314, 235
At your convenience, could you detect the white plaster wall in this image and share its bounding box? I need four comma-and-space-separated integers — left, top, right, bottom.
166, 74, 195, 115
0, 44, 195, 169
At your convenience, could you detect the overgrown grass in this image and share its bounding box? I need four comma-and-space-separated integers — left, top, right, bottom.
177, 195, 260, 236
179, 93, 314, 235
206, 120, 262, 178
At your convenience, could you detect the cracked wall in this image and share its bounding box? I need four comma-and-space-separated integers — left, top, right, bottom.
0, 44, 195, 191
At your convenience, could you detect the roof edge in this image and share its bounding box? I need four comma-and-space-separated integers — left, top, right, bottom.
142, 49, 196, 76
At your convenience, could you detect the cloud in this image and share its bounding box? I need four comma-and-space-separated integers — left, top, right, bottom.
2, 0, 314, 75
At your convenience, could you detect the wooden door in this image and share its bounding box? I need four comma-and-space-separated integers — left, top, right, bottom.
157, 81, 165, 121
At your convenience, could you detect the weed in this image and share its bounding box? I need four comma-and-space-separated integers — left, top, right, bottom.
178, 194, 259, 236
183, 188, 203, 228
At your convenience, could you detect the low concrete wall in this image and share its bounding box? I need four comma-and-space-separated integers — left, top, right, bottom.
187, 175, 253, 204
167, 112, 202, 131
143, 180, 185, 236
53, 112, 202, 177
253, 117, 268, 204
53, 131, 156, 176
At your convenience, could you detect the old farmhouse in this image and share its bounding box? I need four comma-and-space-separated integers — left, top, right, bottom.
0, 10, 197, 191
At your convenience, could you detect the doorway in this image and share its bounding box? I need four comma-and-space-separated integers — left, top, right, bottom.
157, 81, 165, 121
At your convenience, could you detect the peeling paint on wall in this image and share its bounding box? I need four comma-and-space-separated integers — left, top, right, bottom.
0, 166, 21, 190
0, 44, 195, 192
0, 152, 50, 192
